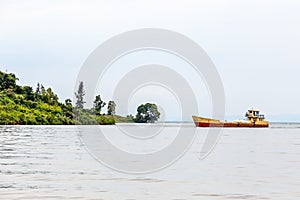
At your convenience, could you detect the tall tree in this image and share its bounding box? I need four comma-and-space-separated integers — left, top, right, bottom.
135, 103, 160, 123
36, 82, 41, 94
107, 101, 116, 115
93, 95, 106, 115
75, 81, 85, 109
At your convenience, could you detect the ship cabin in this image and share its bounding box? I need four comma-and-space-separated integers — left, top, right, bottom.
245, 109, 266, 123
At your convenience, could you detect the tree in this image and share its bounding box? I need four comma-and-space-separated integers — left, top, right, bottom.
107, 101, 116, 115
93, 95, 106, 115
65, 98, 72, 107
63, 98, 73, 119
41, 84, 45, 94
36, 83, 41, 94
75, 81, 85, 109
135, 103, 160, 123
0, 71, 18, 91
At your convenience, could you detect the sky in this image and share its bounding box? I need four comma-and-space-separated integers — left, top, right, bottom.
0, 0, 300, 121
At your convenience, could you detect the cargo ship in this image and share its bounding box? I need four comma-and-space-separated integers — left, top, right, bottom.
192, 109, 269, 128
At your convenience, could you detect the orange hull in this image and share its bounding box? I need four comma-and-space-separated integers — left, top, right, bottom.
192, 116, 269, 128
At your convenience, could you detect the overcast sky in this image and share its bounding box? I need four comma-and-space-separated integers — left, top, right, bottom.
1, 0, 299, 121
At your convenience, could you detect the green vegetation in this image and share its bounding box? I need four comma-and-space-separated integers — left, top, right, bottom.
93, 95, 106, 115
107, 101, 116, 115
0, 71, 115, 125
0, 71, 72, 125
74, 81, 85, 109
134, 103, 160, 123
0, 70, 160, 125
73, 108, 115, 125
114, 115, 135, 123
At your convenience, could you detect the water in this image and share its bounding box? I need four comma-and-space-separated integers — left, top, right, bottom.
1, 124, 300, 199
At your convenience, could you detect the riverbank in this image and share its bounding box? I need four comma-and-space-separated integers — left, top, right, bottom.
0, 71, 128, 125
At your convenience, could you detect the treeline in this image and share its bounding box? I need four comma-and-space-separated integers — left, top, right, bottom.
0, 71, 71, 124
0, 71, 115, 125
0, 70, 160, 125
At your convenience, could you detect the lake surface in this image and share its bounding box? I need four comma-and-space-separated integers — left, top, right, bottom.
1, 124, 300, 199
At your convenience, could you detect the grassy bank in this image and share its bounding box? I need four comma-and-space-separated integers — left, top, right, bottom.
113, 115, 135, 123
